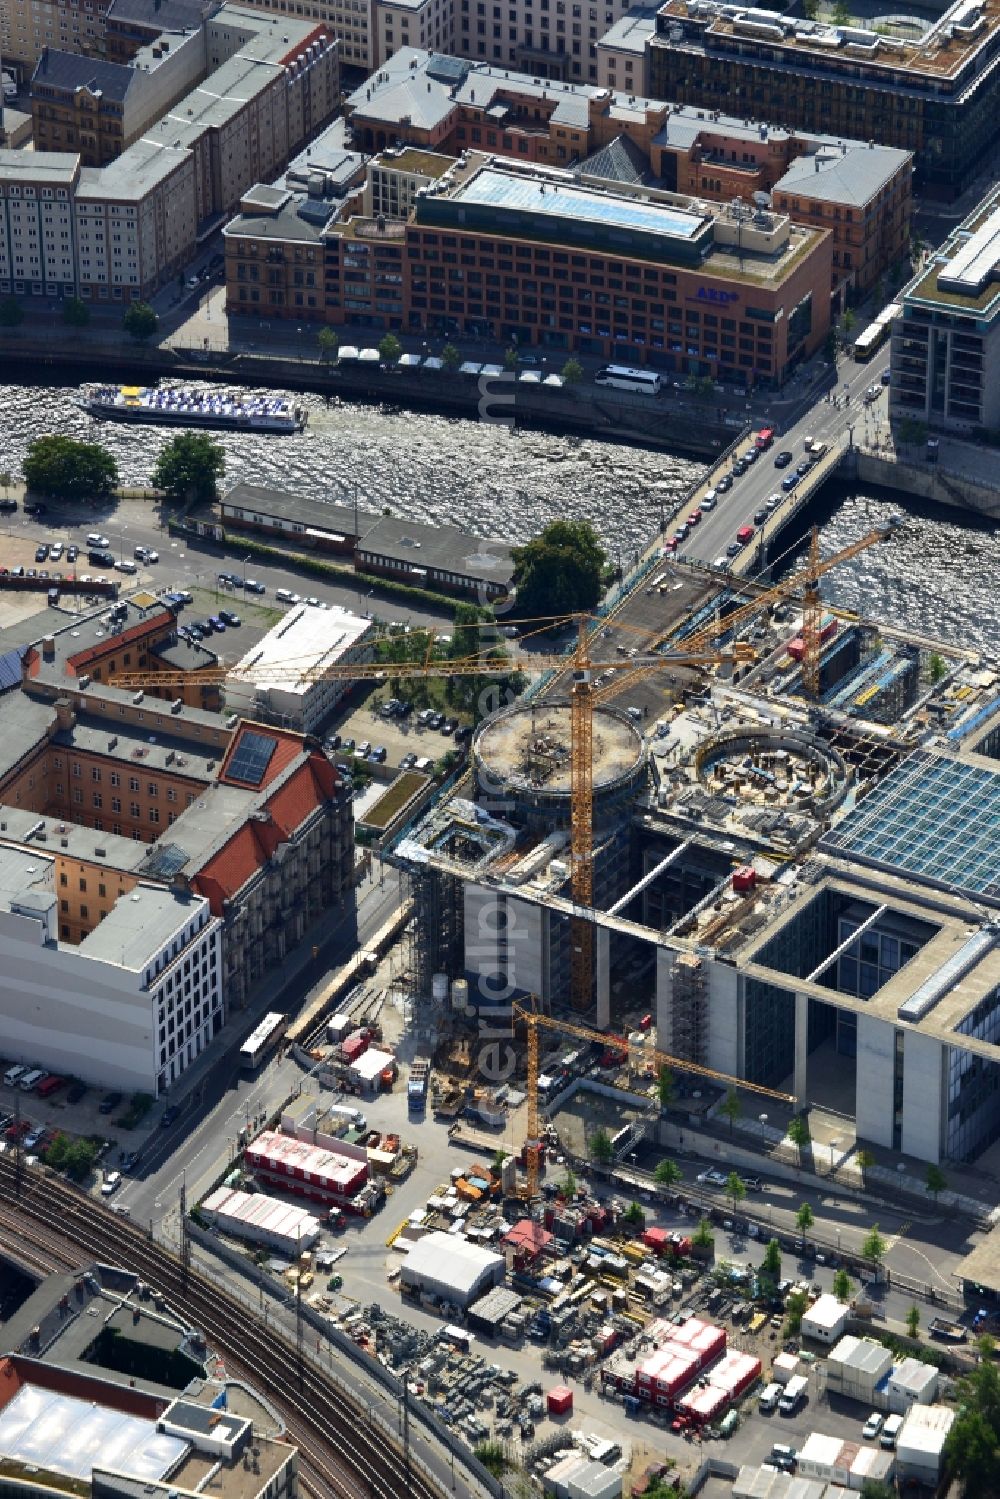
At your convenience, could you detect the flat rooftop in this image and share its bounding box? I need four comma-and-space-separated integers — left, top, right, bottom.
229, 603, 372, 696
907, 184, 1000, 315
79, 882, 210, 971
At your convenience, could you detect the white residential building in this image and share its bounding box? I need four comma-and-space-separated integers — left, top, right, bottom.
0, 843, 222, 1096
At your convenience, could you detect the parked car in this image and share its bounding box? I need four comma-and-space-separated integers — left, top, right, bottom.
98, 1091, 122, 1115
120, 1150, 140, 1171
781, 473, 799, 492
49, 542, 63, 561
207, 616, 226, 632
66, 1081, 87, 1104
244, 579, 265, 593
716, 474, 732, 493
35, 545, 48, 562
66, 545, 78, 563
87, 533, 110, 549
219, 609, 241, 627
23, 500, 47, 515
862, 1413, 883, 1441
101, 1170, 122, 1195
161, 1104, 180, 1128
115, 559, 137, 574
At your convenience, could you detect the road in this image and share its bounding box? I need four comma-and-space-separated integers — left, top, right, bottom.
115, 863, 406, 1227
677, 353, 891, 570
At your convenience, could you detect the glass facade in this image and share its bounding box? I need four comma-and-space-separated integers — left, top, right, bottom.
948, 984, 1000, 1161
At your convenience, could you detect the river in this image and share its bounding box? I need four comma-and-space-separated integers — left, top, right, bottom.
2, 380, 995, 651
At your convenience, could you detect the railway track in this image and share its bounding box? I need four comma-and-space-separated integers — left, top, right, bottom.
0, 1201, 85, 1278
0, 1160, 447, 1499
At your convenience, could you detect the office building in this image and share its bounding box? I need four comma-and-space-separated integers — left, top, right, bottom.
386, 583, 1000, 1167
342, 50, 910, 305
317, 150, 832, 379
890, 182, 1000, 433
225, 602, 376, 733
646, 0, 1000, 193
0, 595, 355, 1030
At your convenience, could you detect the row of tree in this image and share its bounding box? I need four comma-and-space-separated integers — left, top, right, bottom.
21, 431, 226, 507
0, 297, 160, 340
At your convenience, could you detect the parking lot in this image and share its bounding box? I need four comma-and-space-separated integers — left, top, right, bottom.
328, 694, 471, 772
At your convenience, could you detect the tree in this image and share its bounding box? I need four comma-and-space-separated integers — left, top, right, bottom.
720, 1087, 741, 1136
62, 296, 89, 327
151, 431, 225, 507
123, 301, 158, 341
726, 1171, 746, 1215
441, 342, 461, 371
693, 1217, 714, 1251
561, 1166, 577, 1198
906, 1304, 921, 1339
492, 1148, 507, 1174
657, 1065, 674, 1110
63, 1137, 98, 1182
512, 518, 607, 618
591, 1127, 613, 1165
824, 329, 838, 362
928, 652, 947, 684
859, 1483, 895, 1499
561, 357, 584, 384
945, 1357, 1000, 1494
378, 332, 402, 367
857, 1147, 876, 1189
925, 1162, 947, 1203
0, 297, 23, 328
802, 0, 819, 16
787, 1115, 810, 1160
503, 346, 519, 372
317, 326, 338, 363
654, 1157, 682, 1190
624, 1200, 645, 1227
22, 435, 118, 503
785, 1288, 809, 1334
796, 1201, 815, 1244
833, 1267, 853, 1302
0, 471, 11, 502
862, 1224, 887, 1266
832, 0, 851, 22
762, 1237, 782, 1283
841, 306, 856, 335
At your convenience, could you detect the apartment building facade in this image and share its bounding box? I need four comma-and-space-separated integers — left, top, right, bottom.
1, 0, 109, 73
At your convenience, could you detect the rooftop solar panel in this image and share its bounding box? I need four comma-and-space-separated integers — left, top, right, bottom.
227, 729, 278, 786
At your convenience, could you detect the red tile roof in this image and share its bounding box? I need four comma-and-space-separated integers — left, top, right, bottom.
219, 723, 304, 789
66, 617, 170, 676
193, 752, 337, 913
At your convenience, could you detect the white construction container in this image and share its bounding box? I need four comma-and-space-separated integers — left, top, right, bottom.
327, 1012, 353, 1044
886, 1356, 938, 1411
896, 1404, 955, 1486
772, 1351, 800, 1385
801, 1293, 849, 1344
826, 1335, 892, 1401
201, 1186, 321, 1254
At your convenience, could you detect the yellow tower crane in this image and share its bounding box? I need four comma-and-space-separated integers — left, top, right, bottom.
511, 998, 793, 1201
111, 619, 752, 1011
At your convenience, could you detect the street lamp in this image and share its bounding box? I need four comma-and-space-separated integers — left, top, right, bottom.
759, 1112, 768, 1146
242, 553, 250, 593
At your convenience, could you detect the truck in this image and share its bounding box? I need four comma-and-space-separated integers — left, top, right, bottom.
778, 1375, 808, 1415
408, 1056, 430, 1109
929, 1316, 968, 1342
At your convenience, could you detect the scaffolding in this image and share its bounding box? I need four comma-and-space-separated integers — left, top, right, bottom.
661, 951, 709, 1068
409, 864, 464, 1022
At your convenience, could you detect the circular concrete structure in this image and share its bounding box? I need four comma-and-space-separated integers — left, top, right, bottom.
473, 701, 646, 828
695, 727, 850, 815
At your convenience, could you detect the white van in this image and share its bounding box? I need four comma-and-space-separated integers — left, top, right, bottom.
758, 1382, 782, 1413
20, 1069, 46, 1091
880, 1414, 904, 1449
4, 1064, 27, 1086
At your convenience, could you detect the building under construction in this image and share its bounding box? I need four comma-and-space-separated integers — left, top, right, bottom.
388, 561, 1000, 1168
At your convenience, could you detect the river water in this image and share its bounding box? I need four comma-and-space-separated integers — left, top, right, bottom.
1, 380, 995, 651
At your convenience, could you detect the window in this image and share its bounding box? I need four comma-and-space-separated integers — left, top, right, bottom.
148, 782, 158, 798
130, 802, 140, 818
92, 792, 102, 809
112, 797, 121, 813
129, 777, 139, 792
91, 766, 101, 782
149, 807, 160, 825
111, 771, 120, 787
80, 905, 88, 920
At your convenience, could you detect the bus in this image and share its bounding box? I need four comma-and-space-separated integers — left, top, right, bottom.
594, 365, 662, 395
239, 1011, 287, 1071
852, 303, 901, 362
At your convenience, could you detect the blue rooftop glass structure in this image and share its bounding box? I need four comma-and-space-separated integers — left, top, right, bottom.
821, 750, 1000, 902
455, 169, 705, 240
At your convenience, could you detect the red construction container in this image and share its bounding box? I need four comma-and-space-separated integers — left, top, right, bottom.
342, 1032, 368, 1063
642, 1227, 670, 1256
667, 1317, 727, 1369
732, 865, 756, 893
547, 1386, 573, 1416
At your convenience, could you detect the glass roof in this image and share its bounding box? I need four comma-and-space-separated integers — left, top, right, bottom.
455, 169, 705, 240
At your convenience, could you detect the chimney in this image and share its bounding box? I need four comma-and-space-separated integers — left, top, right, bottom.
54, 697, 76, 733
814, 157, 819, 171
42, 635, 55, 660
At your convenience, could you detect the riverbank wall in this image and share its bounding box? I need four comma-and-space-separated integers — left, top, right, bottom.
0, 334, 733, 460
841, 447, 1000, 522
